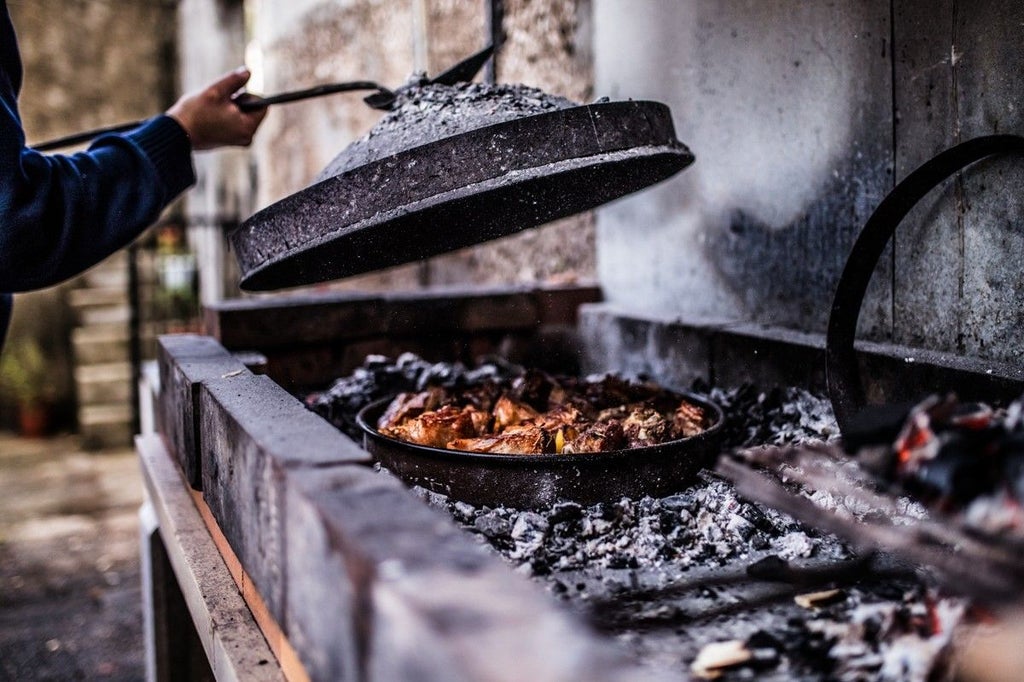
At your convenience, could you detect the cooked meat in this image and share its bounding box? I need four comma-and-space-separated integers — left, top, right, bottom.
621, 407, 671, 448
532, 403, 585, 431
380, 404, 483, 449
493, 395, 541, 431
672, 401, 706, 438
375, 372, 707, 455
448, 424, 552, 454
458, 381, 503, 411
563, 421, 627, 454
377, 387, 447, 430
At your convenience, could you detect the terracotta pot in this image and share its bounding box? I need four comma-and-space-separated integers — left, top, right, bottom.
18, 402, 49, 438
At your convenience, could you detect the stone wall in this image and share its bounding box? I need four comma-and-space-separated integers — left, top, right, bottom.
592, 0, 1024, 366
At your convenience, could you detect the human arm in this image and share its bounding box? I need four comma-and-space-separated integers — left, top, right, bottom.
167, 67, 266, 150
0, 40, 265, 292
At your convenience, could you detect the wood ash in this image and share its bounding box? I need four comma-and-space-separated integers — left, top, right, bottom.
316, 80, 579, 181
305, 355, 963, 680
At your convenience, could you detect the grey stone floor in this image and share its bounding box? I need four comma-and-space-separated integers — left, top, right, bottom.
0, 433, 145, 681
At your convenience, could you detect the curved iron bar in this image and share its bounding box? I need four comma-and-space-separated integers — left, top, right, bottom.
826, 134, 1024, 434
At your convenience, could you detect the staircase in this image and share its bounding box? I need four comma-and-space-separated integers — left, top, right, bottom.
69, 253, 134, 450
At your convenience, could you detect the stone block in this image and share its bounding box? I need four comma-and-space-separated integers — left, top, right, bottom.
204, 293, 388, 350
79, 404, 133, 450
156, 334, 249, 489
713, 322, 827, 392
284, 466, 660, 682
74, 361, 132, 404
198, 372, 371, 629
71, 324, 128, 365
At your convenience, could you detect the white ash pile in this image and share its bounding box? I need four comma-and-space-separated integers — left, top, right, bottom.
419, 476, 828, 576
306, 354, 962, 680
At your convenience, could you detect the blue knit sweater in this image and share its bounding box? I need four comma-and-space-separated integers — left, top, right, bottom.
0, 1, 196, 349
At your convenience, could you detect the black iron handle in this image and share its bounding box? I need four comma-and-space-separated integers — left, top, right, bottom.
233, 81, 392, 111
30, 81, 395, 152
826, 134, 1024, 434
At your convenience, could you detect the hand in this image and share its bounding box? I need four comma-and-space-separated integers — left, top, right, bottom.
167, 67, 267, 151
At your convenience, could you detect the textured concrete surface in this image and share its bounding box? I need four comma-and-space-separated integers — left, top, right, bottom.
0, 434, 144, 681
592, 0, 1024, 366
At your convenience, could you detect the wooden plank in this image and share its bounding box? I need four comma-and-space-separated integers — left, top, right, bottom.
142, 506, 215, 682
189, 489, 310, 682
137, 433, 285, 682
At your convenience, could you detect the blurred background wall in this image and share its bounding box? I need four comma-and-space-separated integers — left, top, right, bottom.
5, 0, 1023, 443
3, 0, 179, 440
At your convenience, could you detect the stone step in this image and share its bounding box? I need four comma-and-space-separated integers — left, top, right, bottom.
72, 324, 129, 365
78, 404, 133, 450
77, 304, 131, 326
75, 362, 133, 405
80, 254, 129, 289
69, 287, 128, 310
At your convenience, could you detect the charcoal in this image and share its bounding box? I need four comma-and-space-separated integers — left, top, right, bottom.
472, 514, 512, 541
549, 501, 584, 525
747, 556, 790, 581
303, 358, 964, 680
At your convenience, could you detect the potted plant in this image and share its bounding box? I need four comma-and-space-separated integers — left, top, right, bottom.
0, 337, 54, 437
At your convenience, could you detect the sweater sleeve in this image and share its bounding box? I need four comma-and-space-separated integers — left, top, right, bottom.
0, 4, 196, 293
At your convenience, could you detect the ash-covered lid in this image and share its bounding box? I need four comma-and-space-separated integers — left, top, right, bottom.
230, 81, 694, 291
317, 81, 580, 179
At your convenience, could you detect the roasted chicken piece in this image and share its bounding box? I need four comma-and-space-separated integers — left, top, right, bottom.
531, 403, 585, 431
621, 407, 671, 448
377, 388, 448, 430
379, 403, 486, 449
562, 421, 626, 454
492, 395, 541, 431
448, 424, 552, 454
672, 401, 706, 438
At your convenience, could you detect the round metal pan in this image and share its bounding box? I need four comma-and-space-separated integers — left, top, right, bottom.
230, 100, 693, 291
356, 393, 724, 509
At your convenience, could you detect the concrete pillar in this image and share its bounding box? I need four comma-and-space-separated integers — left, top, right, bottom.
177, 0, 252, 305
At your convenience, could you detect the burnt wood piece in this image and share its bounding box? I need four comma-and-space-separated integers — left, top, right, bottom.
197, 372, 371, 627
717, 445, 1024, 605
230, 101, 692, 291
356, 394, 725, 509
157, 335, 251, 489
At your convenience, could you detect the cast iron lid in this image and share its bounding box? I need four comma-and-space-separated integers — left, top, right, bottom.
230, 82, 695, 291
